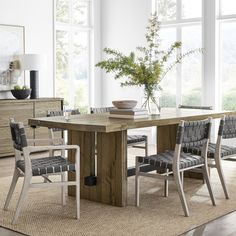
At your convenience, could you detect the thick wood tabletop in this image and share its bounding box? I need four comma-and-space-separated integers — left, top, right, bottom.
28, 108, 235, 133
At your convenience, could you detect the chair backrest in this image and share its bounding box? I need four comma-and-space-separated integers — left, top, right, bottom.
176, 118, 212, 148
178, 105, 213, 110
90, 107, 113, 114
47, 110, 64, 132
47, 109, 81, 117
71, 109, 80, 115
220, 116, 236, 139
9, 119, 28, 151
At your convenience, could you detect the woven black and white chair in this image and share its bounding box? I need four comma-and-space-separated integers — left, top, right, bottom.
90, 107, 148, 156
183, 115, 236, 199
135, 118, 216, 217
4, 119, 80, 224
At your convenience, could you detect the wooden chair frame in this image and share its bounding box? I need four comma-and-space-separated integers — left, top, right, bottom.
4, 122, 80, 224
135, 118, 216, 217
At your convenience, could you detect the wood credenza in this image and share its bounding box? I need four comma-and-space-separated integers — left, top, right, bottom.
0, 98, 63, 157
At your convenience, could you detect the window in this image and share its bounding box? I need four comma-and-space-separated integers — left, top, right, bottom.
219, 0, 236, 110
55, 0, 93, 112
155, 0, 202, 107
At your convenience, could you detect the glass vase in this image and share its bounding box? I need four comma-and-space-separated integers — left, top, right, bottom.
141, 93, 161, 115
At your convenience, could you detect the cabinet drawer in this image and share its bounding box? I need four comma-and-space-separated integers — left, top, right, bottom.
0, 126, 34, 157
35, 101, 62, 117
0, 102, 33, 127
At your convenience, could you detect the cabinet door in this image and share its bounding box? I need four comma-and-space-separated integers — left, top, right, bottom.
0, 126, 34, 157
0, 102, 33, 127
34, 100, 62, 117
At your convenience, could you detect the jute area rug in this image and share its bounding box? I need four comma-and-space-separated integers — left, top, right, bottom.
1, 161, 236, 236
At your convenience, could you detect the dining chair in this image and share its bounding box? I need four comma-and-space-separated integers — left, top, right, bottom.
90, 107, 148, 156
135, 118, 215, 217
183, 115, 236, 199
47, 109, 81, 144
4, 119, 80, 224
178, 104, 213, 110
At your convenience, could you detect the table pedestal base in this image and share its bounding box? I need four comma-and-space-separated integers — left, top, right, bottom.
68, 130, 127, 207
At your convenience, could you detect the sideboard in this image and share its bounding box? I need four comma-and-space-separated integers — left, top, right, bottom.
0, 98, 63, 157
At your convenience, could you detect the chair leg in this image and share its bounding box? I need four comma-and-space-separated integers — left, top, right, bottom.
135, 157, 140, 206
181, 171, 184, 186
164, 168, 169, 197
145, 140, 148, 156
215, 157, 229, 199
61, 173, 66, 206
4, 169, 20, 211
12, 175, 31, 224
75, 170, 80, 219
173, 169, 189, 217
202, 166, 216, 206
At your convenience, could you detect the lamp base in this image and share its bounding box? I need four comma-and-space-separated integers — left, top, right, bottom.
30, 71, 39, 99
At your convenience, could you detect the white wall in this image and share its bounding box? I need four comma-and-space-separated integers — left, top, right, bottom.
0, 0, 54, 99
100, 0, 152, 107
100, 0, 155, 144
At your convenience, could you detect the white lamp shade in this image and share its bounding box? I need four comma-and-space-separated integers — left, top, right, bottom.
20, 54, 46, 71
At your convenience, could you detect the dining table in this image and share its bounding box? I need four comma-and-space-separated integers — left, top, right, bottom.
28, 108, 235, 207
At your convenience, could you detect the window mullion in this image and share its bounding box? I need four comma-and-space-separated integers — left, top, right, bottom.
176, 0, 182, 107
68, 0, 74, 108
177, 0, 182, 21
176, 25, 182, 107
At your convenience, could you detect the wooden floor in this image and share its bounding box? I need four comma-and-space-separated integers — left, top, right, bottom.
1, 155, 236, 236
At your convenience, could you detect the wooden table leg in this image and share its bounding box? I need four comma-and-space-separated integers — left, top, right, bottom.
97, 131, 127, 206
157, 124, 178, 153
68, 130, 99, 201
68, 130, 127, 207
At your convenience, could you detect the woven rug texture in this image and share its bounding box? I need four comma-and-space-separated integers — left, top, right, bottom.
0, 161, 236, 236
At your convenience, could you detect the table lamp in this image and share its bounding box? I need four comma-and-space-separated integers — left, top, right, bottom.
20, 54, 46, 99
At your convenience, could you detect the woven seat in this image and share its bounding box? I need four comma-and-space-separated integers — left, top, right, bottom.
183, 143, 236, 158
17, 156, 75, 176
138, 150, 204, 171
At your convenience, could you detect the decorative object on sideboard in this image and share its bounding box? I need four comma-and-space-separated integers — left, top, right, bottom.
112, 100, 137, 109
20, 54, 46, 99
0, 24, 25, 91
11, 85, 31, 99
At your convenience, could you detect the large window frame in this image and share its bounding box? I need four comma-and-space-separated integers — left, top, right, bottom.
153, 0, 203, 107
54, 0, 94, 111
218, 1, 236, 110
154, 0, 236, 111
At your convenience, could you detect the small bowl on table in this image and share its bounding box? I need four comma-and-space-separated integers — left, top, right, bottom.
112, 100, 137, 109
11, 89, 31, 100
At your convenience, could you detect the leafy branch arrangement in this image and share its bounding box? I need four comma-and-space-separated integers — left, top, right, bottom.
96, 13, 202, 112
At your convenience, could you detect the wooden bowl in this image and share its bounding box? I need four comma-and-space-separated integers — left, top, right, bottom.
112, 100, 137, 109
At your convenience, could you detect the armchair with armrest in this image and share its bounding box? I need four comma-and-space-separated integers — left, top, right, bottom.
3, 119, 80, 224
